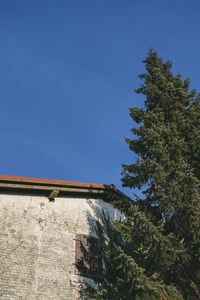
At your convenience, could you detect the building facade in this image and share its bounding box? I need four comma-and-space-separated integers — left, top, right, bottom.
0, 175, 123, 300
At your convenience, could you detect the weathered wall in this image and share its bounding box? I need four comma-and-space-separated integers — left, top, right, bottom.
0, 193, 117, 299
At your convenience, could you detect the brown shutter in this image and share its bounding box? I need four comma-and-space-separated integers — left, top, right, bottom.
75, 234, 103, 277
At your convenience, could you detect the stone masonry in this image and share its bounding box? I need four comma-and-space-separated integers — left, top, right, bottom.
0, 193, 118, 300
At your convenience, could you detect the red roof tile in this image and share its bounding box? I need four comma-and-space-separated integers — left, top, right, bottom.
0, 174, 129, 201
0, 174, 105, 188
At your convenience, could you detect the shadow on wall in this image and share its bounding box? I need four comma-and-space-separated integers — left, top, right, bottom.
75, 196, 121, 297
85, 197, 117, 237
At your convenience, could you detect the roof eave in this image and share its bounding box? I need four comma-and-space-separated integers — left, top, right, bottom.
0, 176, 125, 202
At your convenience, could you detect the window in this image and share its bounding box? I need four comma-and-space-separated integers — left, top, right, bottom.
75, 234, 103, 278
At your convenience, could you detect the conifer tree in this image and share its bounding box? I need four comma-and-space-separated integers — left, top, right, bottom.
81, 211, 182, 300
82, 50, 200, 299
122, 50, 200, 298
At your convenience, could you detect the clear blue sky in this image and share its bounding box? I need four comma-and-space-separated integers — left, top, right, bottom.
0, 1, 200, 197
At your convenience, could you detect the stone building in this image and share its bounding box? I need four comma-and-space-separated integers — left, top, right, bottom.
0, 174, 124, 299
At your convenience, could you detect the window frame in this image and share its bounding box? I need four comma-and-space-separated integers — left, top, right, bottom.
74, 234, 103, 278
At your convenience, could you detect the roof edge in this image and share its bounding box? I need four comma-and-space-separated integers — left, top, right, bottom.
0, 174, 127, 200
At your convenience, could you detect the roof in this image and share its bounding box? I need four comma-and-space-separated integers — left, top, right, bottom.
0, 174, 126, 201
0, 174, 106, 188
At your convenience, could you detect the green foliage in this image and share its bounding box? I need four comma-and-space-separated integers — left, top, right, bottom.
81, 50, 200, 299
81, 211, 182, 300
121, 50, 200, 298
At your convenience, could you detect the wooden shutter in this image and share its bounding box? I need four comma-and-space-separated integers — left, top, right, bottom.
75, 234, 102, 277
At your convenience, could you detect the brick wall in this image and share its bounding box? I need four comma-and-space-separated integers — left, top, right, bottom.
0, 193, 117, 299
